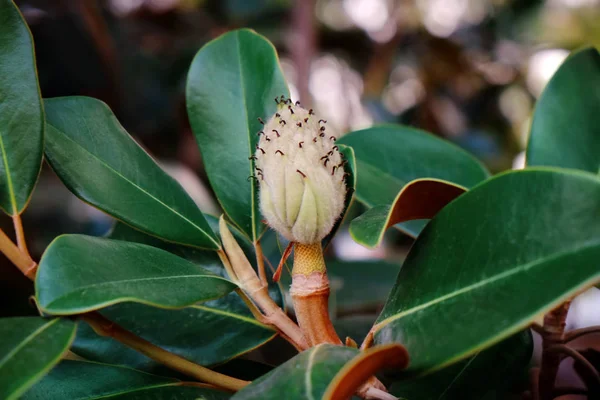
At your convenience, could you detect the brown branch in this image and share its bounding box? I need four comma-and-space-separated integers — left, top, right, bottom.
564, 326, 600, 343
12, 214, 30, 257
545, 345, 600, 388
539, 301, 572, 400
219, 216, 307, 350
81, 312, 248, 392
0, 227, 36, 279
290, 243, 341, 346
254, 240, 268, 285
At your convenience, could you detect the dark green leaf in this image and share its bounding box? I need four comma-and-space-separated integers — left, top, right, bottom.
187, 29, 289, 241
334, 315, 378, 345
44, 96, 219, 249
73, 300, 276, 369
349, 179, 466, 248
213, 358, 274, 381
328, 260, 400, 315
0, 317, 76, 400
374, 168, 600, 376
390, 330, 533, 400
527, 48, 600, 173
338, 125, 489, 237
22, 360, 229, 400
36, 235, 235, 315
71, 220, 280, 368
0, 0, 44, 215
323, 144, 357, 248
232, 344, 358, 400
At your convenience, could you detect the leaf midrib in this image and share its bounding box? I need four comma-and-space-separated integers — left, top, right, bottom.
45, 274, 232, 303
0, 319, 58, 369
191, 304, 272, 329
0, 128, 18, 215
376, 239, 600, 331
234, 32, 257, 242
47, 123, 219, 248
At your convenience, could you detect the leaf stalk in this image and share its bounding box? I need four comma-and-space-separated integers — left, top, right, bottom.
81, 312, 249, 392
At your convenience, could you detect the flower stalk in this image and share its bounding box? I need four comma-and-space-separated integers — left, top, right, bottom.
218, 216, 308, 350
290, 242, 341, 346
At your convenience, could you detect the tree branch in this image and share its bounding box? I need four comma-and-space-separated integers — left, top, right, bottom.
539, 301, 572, 400
0, 227, 36, 279
81, 312, 248, 392
564, 326, 600, 343
545, 344, 600, 388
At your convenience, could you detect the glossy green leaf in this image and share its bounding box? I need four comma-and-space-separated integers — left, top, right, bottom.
71, 220, 280, 368
213, 358, 274, 381
350, 179, 466, 248
338, 125, 489, 237
44, 96, 219, 249
527, 48, 600, 173
323, 144, 357, 248
36, 234, 236, 315
22, 360, 229, 400
373, 168, 600, 376
73, 300, 275, 369
0, 317, 77, 400
0, 0, 44, 215
334, 315, 378, 345
390, 330, 533, 400
328, 260, 400, 315
187, 29, 289, 241
232, 344, 358, 400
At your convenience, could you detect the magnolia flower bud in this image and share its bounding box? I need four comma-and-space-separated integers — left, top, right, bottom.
254, 97, 347, 244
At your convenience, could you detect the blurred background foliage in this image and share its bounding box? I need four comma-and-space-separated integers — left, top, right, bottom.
1, 0, 599, 323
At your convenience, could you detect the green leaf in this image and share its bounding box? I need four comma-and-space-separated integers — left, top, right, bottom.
73, 300, 276, 369
44, 96, 219, 249
374, 168, 600, 376
36, 234, 236, 315
232, 344, 358, 400
328, 260, 400, 315
349, 179, 466, 248
213, 358, 274, 381
22, 360, 229, 400
0, 317, 77, 400
0, 0, 44, 215
334, 315, 378, 345
338, 125, 489, 237
527, 48, 600, 173
187, 29, 289, 241
323, 144, 357, 248
321, 144, 357, 249
71, 220, 280, 368
390, 330, 533, 400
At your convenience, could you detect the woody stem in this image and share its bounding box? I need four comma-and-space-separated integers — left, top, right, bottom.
290, 243, 341, 346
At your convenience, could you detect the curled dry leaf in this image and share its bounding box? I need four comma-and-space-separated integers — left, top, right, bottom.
323, 344, 409, 400
350, 178, 466, 248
